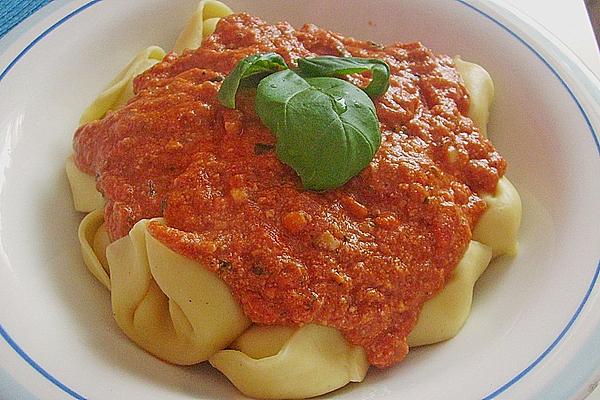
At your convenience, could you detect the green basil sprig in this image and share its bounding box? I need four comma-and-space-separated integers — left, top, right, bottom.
218, 53, 389, 191
218, 53, 288, 108
297, 56, 390, 98
255, 70, 380, 190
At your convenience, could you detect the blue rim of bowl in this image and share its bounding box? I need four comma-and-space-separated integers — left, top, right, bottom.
0, 1, 599, 399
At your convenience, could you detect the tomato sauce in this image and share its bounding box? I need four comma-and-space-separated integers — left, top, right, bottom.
73, 13, 505, 367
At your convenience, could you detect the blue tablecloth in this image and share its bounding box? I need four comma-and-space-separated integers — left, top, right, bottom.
0, 0, 53, 38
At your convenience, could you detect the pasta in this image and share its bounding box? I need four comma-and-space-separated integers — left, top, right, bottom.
454, 57, 495, 138
473, 177, 522, 257
67, 2, 522, 398
78, 46, 166, 125
78, 213, 251, 363
110, 217, 250, 364
173, 0, 233, 53
78, 209, 110, 289
65, 155, 105, 212
209, 324, 368, 399
407, 241, 492, 346
408, 178, 521, 346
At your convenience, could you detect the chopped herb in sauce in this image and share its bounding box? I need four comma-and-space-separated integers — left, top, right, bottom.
254, 143, 274, 155
218, 260, 232, 271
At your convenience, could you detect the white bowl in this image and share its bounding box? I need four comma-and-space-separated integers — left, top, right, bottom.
0, 0, 599, 399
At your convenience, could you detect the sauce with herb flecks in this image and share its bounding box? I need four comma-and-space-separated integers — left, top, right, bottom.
73, 13, 505, 367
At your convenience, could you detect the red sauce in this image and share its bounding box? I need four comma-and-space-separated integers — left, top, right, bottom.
73, 13, 505, 368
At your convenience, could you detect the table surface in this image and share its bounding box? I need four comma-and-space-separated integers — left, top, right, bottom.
0, 0, 599, 399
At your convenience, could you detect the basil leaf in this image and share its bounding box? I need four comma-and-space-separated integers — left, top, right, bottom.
297, 56, 390, 98
253, 70, 312, 134
218, 53, 289, 108
256, 71, 380, 190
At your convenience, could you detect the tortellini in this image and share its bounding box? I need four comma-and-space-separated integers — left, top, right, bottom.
209, 324, 369, 399
79, 46, 166, 125
65, 155, 105, 212
79, 214, 254, 364
407, 61, 522, 347
68, 2, 522, 395
70, 0, 246, 366
454, 57, 522, 258
69, 0, 233, 213
78, 209, 110, 289
173, 0, 233, 53
473, 177, 522, 257
408, 241, 492, 346
407, 178, 521, 349
454, 56, 495, 137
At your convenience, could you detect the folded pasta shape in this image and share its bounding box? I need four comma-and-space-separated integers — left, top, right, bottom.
173, 0, 233, 53
473, 177, 522, 257
77, 216, 251, 364
79, 46, 166, 125
69, 31, 522, 396
408, 241, 492, 347
406, 61, 521, 346
69, 47, 166, 208
454, 56, 494, 137
68, 2, 232, 209
65, 155, 105, 212
78, 209, 111, 289
455, 59, 521, 257
209, 324, 369, 399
